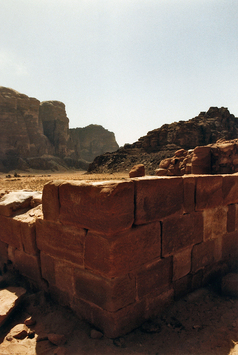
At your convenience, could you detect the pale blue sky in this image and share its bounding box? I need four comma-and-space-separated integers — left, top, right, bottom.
1, 0, 238, 146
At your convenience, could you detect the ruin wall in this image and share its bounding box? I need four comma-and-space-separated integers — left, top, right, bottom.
0, 175, 238, 337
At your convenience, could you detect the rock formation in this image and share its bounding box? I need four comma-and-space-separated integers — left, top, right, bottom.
67, 124, 119, 163
156, 139, 238, 176
0, 86, 119, 172
88, 107, 238, 174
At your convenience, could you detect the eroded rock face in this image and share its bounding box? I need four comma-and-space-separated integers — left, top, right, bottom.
0, 87, 54, 170
88, 107, 238, 174
68, 124, 119, 162
39, 101, 69, 158
0, 87, 119, 172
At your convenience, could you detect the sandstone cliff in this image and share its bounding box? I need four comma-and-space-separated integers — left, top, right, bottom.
88, 107, 238, 174
68, 124, 119, 162
0, 86, 119, 172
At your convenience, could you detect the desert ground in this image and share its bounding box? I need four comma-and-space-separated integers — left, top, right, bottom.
1, 170, 238, 355
0, 170, 129, 192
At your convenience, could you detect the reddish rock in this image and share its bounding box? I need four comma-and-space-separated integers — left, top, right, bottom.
74, 268, 136, 312
85, 222, 161, 278
90, 329, 104, 339
196, 176, 223, 210
0, 287, 26, 327
36, 219, 86, 265
191, 146, 211, 174
136, 257, 172, 299
129, 164, 145, 178
162, 212, 203, 257
59, 180, 134, 234
173, 247, 192, 281
24, 316, 36, 326
191, 239, 217, 273
134, 176, 184, 225
42, 181, 63, 221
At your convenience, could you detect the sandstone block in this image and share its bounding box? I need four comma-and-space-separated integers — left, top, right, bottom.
55, 259, 74, 293
36, 219, 86, 265
0, 190, 40, 217
183, 176, 195, 213
42, 181, 63, 221
227, 205, 236, 232
91, 299, 145, 338
0, 240, 8, 265
173, 274, 192, 299
203, 206, 228, 241
136, 257, 172, 299
0, 287, 26, 327
196, 176, 223, 210
40, 252, 56, 286
134, 177, 184, 225
129, 164, 145, 178
173, 247, 192, 281
14, 249, 41, 282
13, 205, 42, 255
0, 215, 22, 249
59, 180, 134, 234
85, 222, 161, 278
223, 175, 238, 205
222, 231, 238, 262
162, 212, 203, 257
74, 268, 136, 312
191, 240, 217, 273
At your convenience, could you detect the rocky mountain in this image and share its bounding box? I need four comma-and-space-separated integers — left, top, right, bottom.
0, 86, 118, 172
88, 107, 238, 175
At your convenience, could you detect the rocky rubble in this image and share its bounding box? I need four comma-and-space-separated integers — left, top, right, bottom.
156, 139, 238, 176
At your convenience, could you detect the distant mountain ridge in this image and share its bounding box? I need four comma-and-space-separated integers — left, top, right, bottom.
88, 106, 238, 174
0, 86, 119, 172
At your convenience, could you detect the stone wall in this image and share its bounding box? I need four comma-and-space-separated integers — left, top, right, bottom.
0, 175, 238, 337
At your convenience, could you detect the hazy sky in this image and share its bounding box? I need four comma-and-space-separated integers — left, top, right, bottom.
1, 0, 238, 146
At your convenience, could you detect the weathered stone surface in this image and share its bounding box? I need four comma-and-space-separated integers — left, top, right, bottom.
222, 231, 238, 262
203, 206, 228, 241
74, 268, 136, 312
7, 324, 29, 339
0, 287, 26, 327
223, 175, 238, 205
227, 205, 236, 233
183, 176, 195, 213
14, 249, 41, 282
85, 222, 161, 278
136, 257, 172, 299
42, 181, 63, 221
162, 212, 203, 257
129, 164, 145, 178
191, 146, 211, 174
134, 177, 184, 225
196, 176, 223, 210
59, 180, 134, 234
173, 247, 192, 281
0, 190, 41, 217
191, 240, 217, 273
36, 219, 86, 265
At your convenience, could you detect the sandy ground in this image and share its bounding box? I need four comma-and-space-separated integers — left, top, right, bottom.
1, 170, 238, 354
0, 171, 129, 192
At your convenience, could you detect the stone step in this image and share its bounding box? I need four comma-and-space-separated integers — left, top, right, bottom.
0, 287, 26, 327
